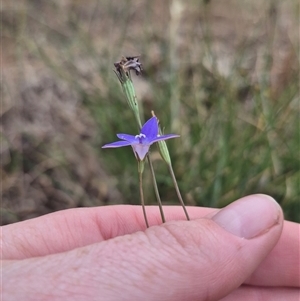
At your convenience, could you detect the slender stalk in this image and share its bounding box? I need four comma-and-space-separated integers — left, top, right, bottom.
168, 163, 190, 220
138, 162, 149, 228
152, 110, 188, 221
146, 154, 166, 223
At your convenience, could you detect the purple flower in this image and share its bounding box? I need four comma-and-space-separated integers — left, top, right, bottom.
102, 117, 179, 161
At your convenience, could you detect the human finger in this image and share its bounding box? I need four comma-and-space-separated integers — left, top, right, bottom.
1, 205, 214, 259
245, 220, 300, 287
219, 285, 299, 301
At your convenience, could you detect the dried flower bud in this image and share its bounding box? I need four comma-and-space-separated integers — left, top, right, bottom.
114, 56, 142, 78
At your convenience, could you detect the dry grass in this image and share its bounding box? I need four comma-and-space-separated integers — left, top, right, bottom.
1, 0, 299, 224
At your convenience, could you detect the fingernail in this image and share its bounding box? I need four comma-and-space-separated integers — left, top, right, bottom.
212, 194, 281, 239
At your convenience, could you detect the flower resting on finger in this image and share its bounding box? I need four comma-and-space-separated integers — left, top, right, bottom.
102, 117, 179, 161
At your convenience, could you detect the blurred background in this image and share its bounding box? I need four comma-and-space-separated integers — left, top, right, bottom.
2, 0, 299, 225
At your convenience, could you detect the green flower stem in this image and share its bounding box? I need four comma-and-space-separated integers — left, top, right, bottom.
168, 163, 190, 220
146, 154, 166, 223
138, 161, 149, 228
154, 112, 189, 220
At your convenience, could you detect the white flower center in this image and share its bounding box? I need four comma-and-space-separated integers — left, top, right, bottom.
135, 133, 146, 141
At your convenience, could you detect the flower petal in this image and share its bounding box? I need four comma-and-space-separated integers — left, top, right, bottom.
141, 117, 158, 140
102, 140, 133, 148
132, 144, 150, 160
151, 134, 180, 143
117, 133, 137, 142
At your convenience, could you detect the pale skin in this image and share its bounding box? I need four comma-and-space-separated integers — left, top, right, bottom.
2, 194, 300, 301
